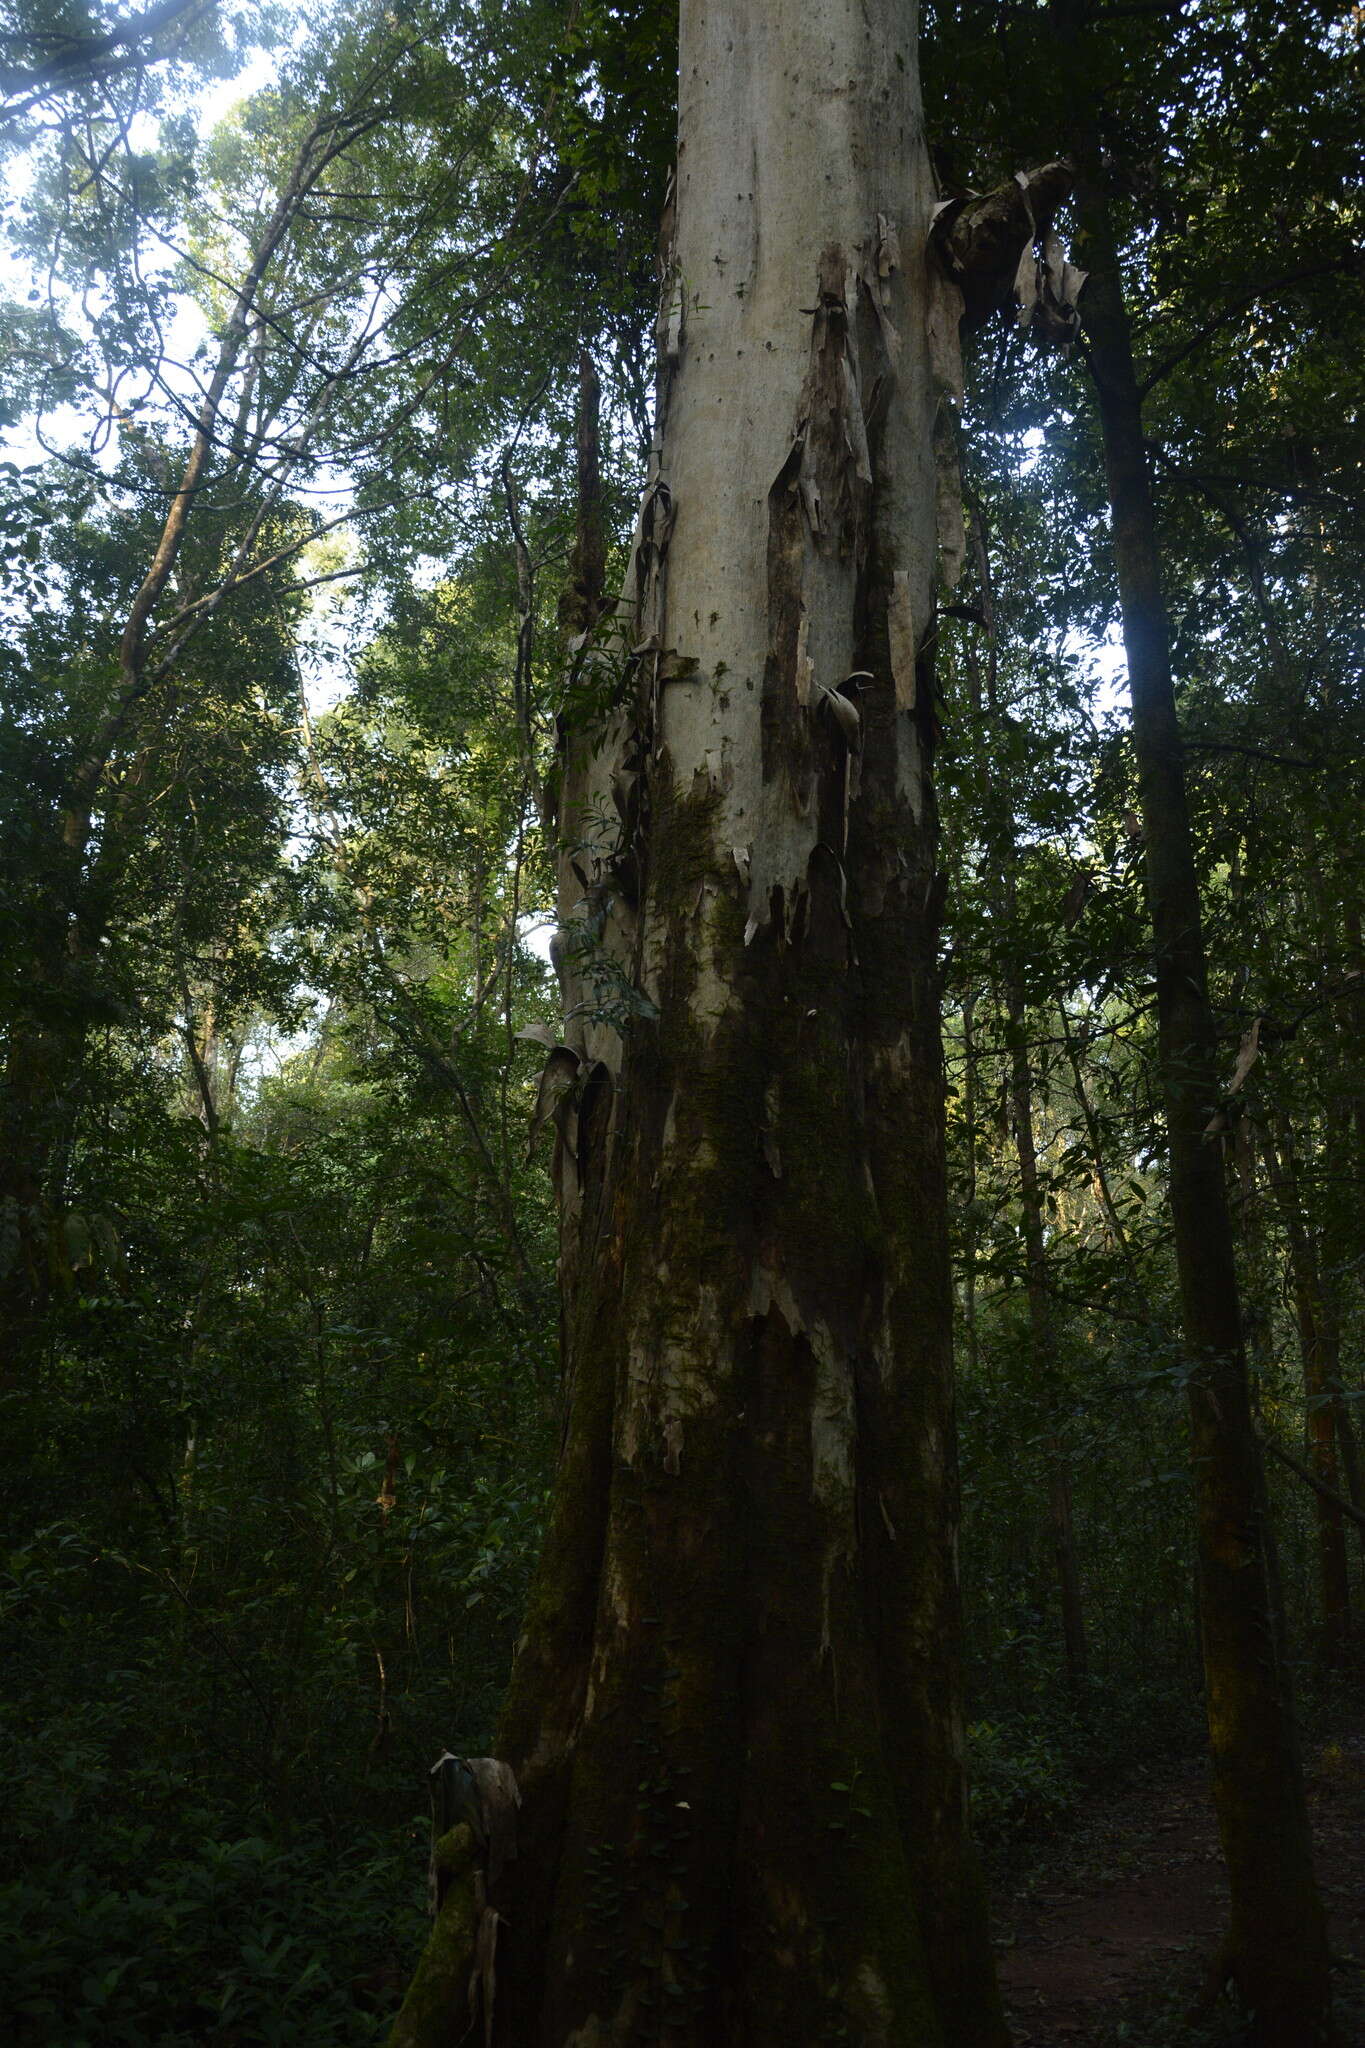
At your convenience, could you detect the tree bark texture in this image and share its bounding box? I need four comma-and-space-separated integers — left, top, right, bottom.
1073, 172, 1334, 2046
391, 4, 1004, 2043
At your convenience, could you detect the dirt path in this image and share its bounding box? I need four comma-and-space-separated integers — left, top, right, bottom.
991, 1732, 1365, 2046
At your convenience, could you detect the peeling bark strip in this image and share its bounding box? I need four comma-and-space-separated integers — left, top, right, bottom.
762, 245, 875, 803
392, 3, 1004, 2042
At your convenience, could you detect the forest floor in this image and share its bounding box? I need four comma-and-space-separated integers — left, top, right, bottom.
991, 1727, 1365, 2047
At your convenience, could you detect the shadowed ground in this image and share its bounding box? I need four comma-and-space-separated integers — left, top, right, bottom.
993, 1729, 1365, 2046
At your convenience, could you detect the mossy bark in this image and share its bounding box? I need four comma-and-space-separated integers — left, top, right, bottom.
388, 1827, 482, 2048
1072, 166, 1334, 2048
392, 1, 1004, 2041
408, 764, 1001, 2045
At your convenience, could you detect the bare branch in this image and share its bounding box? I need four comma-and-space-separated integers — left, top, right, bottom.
1138, 255, 1364, 399
0, 0, 213, 115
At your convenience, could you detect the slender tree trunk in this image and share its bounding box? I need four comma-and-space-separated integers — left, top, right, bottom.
391, 3, 1005, 2041
1260, 1121, 1353, 1664
1004, 942, 1087, 1685
1228, 1107, 1303, 1663
960, 980, 981, 1384
964, 501, 1086, 1683
1002, 966, 1088, 1687
1072, 168, 1333, 2044
1331, 1379, 1365, 1575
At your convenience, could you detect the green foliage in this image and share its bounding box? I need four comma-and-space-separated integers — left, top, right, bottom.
967, 1669, 1205, 1852
0, 1741, 422, 2046
967, 1713, 1080, 1845
1, 0, 1362, 2039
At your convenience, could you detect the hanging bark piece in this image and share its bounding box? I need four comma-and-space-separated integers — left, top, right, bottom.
926, 265, 965, 403
761, 240, 875, 853
802, 244, 874, 560
551, 339, 642, 1152
1227, 1014, 1262, 1094
1015, 225, 1088, 347
817, 678, 862, 750
1060, 870, 1095, 926
471, 1904, 501, 2048
763, 426, 812, 781
530, 1045, 581, 1151
417, 1755, 520, 2048
461, 1757, 522, 1887
931, 160, 1073, 332
427, 1754, 522, 1904
888, 572, 918, 710
633, 477, 677, 736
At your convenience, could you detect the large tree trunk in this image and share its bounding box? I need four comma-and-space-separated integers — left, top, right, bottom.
1072, 167, 1334, 2047
390, 3, 1005, 2043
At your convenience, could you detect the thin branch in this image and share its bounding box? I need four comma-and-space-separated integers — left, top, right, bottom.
1183, 738, 1323, 772
0, 0, 211, 106
1139, 256, 1363, 399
